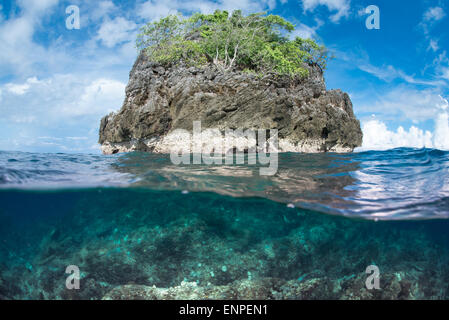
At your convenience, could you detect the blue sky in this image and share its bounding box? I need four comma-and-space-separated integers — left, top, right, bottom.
0, 0, 448, 153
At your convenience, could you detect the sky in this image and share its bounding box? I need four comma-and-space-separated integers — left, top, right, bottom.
0, 0, 448, 153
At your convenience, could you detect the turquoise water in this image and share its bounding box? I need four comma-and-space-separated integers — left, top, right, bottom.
1, 149, 449, 299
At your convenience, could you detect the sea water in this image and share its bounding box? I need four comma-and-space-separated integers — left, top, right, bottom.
0, 148, 449, 299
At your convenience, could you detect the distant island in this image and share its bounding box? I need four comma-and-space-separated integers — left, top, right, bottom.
99, 10, 362, 155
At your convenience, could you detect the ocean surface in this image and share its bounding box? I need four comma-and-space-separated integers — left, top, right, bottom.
1, 148, 449, 299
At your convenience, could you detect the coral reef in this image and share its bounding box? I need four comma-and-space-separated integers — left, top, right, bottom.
1, 188, 448, 300
103, 273, 419, 300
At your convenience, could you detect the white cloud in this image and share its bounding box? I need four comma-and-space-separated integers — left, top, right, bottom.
291, 19, 324, 39
91, 0, 118, 21
358, 63, 444, 86
360, 95, 449, 151
346, 52, 446, 86
6, 83, 31, 95
137, 0, 278, 21
358, 87, 448, 123
62, 78, 126, 116
429, 39, 439, 52
10, 115, 37, 124
334, 49, 446, 86
423, 7, 446, 22
5, 77, 43, 95
96, 17, 138, 48
0, 0, 139, 152
0, 0, 84, 79
437, 95, 449, 111
301, 0, 351, 22
361, 119, 433, 150
434, 112, 449, 150
66, 136, 89, 141
431, 51, 449, 81
137, 0, 181, 21
358, 64, 398, 82
441, 67, 449, 81
292, 23, 317, 39
0, 14, 41, 74
420, 6, 446, 36
1, 74, 126, 121
361, 113, 449, 151
0, 73, 127, 152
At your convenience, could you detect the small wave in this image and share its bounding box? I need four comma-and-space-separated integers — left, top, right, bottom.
0, 151, 131, 188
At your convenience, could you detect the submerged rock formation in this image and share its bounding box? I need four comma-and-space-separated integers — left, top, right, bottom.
103, 274, 419, 300
99, 53, 362, 154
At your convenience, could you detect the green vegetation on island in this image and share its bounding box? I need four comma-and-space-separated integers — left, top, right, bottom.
136, 10, 329, 77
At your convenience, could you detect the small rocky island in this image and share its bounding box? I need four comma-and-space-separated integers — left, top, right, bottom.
99, 11, 362, 155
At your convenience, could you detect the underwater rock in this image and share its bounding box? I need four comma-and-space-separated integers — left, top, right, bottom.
99, 54, 362, 154
102, 279, 287, 300
102, 274, 418, 300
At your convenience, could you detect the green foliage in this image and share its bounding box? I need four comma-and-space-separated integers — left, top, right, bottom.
136, 14, 207, 67
293, 38, 329, 71
136, 10, 329, 77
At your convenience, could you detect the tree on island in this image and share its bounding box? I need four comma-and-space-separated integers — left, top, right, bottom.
136, 10, 329, 77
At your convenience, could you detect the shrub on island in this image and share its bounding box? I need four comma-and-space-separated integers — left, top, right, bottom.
136, 10, 329, 78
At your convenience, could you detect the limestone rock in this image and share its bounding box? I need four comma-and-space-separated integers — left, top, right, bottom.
99, 54, 362, 154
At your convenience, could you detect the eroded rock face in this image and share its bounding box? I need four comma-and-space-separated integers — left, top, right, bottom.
99, 53, 362, 154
